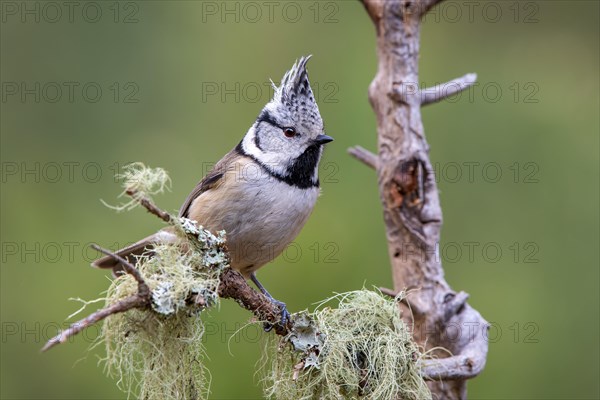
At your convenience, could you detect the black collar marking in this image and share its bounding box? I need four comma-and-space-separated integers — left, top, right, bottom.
285, 144, 321, 188
235, 141, 320, 189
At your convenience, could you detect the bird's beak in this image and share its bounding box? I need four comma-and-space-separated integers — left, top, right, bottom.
314, 134, 334, 145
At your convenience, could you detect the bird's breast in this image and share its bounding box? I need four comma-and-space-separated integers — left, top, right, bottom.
187, 159, 320, 275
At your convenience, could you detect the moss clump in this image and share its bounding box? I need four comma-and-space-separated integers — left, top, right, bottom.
100, 221, 228, 399
264, 290, 431, 400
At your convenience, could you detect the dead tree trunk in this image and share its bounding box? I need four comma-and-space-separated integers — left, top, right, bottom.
349, 0, 489, 398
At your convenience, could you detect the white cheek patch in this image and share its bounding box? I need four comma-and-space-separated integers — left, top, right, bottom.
241, 126, 290, 177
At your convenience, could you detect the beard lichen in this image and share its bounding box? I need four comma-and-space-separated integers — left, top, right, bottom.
101, 162, 172, 212
263, 290, 432, 400
100, 219, 228, 400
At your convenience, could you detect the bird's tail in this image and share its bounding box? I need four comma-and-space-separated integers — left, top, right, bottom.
91, 230, 178, 277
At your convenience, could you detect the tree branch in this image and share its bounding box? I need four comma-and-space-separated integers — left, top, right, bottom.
218, 268, 289, 335
420, 302, 489, 380
420, 73, 478, 106
362, 0, 488, 397
419, 0, 445, 16
126, 189, 173, 223
360, 0, 384, 24
91, 244, 150, 298
348, 145, 378, 169
391, 73, 477, 106
42, 294, 147, 352
420, 353, 486, 380
42, 245, 151, 352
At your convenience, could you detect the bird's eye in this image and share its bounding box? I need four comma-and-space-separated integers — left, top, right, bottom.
283, 127, 296, 138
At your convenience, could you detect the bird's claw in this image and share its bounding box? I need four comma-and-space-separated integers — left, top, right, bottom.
263, 299, 290, 332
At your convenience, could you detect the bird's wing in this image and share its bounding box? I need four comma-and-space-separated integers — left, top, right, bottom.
178, 147, 241, 218
178, 170, 224, 218
93, 146, 242, 276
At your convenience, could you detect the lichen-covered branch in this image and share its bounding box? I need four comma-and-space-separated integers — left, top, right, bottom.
356, 0, 489, 398
42, 191, 292, 353
131, 192, 292, 335
218, 268, 290, 335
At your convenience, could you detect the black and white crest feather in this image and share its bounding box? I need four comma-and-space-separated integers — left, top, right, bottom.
270, 55, 322, 133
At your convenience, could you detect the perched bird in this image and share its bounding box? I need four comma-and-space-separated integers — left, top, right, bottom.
93, 56, 333, 327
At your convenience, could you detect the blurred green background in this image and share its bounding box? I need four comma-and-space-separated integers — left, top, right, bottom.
1, 1, 598, 399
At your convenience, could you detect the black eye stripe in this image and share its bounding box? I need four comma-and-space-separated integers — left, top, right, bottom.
254, 129, 263, 150
256, 110, 284, 130
257, 110, 300, 139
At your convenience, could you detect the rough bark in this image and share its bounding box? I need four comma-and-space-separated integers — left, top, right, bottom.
355, 0, 489, 398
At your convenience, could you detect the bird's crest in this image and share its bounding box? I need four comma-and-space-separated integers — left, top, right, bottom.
269, 55, 322, 131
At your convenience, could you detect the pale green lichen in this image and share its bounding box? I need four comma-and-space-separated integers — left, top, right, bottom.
263, 290, 432, 400
95, 164, 229, 399
175, 217, 228, 269
101, 162, 171, 211
100, 221, 228, 400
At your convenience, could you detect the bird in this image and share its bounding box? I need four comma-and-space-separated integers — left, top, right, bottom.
92, 56, 333, 328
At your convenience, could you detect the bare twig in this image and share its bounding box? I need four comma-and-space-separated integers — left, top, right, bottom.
379, 287, 398, 298
419, 0, 445, 16
443, 291, 469, 322
420, 354, 485, 380
420, 73, 478, 106
126, 188, 173, 224
42, 244, 151, 352
42, 294, 147, 352
391, 73, 477, 106
91, 244, 149, 298
348, 146, 378, 169
360, 0, 384, 24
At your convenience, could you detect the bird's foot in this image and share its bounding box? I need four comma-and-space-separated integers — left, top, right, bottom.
263, 298, 291, 332
249, 272, 291, 332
